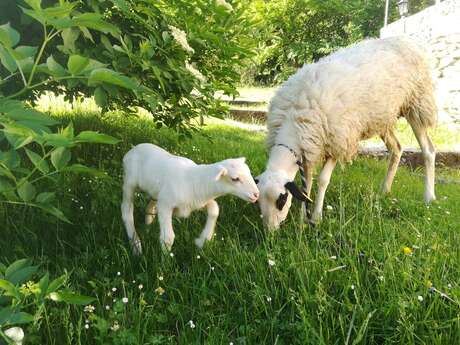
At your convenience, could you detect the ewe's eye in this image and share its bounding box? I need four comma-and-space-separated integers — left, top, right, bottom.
231, 177, 240, 182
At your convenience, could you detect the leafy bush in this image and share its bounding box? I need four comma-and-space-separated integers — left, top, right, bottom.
0, 258, 94, 344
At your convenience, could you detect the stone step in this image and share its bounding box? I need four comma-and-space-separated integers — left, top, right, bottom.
224, 99, 267, 107
227, 108, 267, 122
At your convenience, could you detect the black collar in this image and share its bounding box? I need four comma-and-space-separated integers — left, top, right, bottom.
275, 143, 302, 166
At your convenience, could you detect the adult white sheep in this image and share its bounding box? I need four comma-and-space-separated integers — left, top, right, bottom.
121, 143, 259, 254
256, 37, 437, 229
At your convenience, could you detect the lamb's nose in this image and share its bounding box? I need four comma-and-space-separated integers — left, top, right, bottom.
253, 192, 259, 199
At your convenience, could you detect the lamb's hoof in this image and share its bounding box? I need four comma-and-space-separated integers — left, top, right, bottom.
194, 237, 205, 249
130, 239, 143, 256
424, 194, 436, 204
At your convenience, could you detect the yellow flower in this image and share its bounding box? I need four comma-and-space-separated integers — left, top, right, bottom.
426, 280, 433, 288
403, 246, 413, 255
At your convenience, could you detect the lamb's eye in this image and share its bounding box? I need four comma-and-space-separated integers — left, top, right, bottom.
231, 177, 240, 182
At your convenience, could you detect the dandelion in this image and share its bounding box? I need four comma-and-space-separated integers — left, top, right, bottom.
268, 259, 276, 267
215, 0, 233, 12
188, 320, 196, 329
403, 246, 413, 255
168, 25, 194, 53
266, 296, 272, 302
417, 295, 424, 302
138, 284, 143, 290
111, 321, 120, 331
122, 297, 128, 304
84, 305, 95, 313
4, 327, 24, 345
155, 287, 165, 295
326, 205, 333, 210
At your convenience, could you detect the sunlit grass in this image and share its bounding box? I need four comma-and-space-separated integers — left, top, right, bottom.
1, 102, 459, 344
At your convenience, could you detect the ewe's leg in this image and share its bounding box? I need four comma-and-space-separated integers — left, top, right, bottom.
157, 204, 175, 251
301, 162, 314, 220
145, 199, 157, 225
311, 158, 337, 224
121, 183, 142, 255
410, 124, 436, 203
195, 200, 219, 249
381, 130, 402, 194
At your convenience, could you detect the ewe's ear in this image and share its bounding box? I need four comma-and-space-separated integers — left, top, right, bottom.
215, 166, 228, 180
284, 181, 313, 203
237, 157, 246, 164
275, 192, 289, 211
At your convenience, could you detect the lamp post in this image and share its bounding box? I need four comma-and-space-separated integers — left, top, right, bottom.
397, 0, 409, 18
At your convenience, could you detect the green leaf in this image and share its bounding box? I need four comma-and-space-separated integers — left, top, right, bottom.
0, 279, 19, 298
50, 147, 71, 170
5, 259, 31, 278
0, 45, 17, 73
35, 203, 71, 223
0, 308, 35, 326
72, 13, 120, 35
12, 45, 37, 61
17, 180, 36, 202
35, 191, 55, 203
46, 55, 67, 77
25, 148, 49, 174
89, 68, 138, 90
46, 274, 66, 294
7, 265, 38, 286
67, 55, 89, 75
0, 23, 20, 47
75, 131, 119, 144
43, 2, 77, 19
24, 0, 42, 11
19, 6, 46, 24
94, 87, 107, 107
43, 132, 74, 147
4, 107, 59, 126
48, 292, 95, 305
61, 28, 80, 52
0, 149, 21, 169
38, 272, 49, 298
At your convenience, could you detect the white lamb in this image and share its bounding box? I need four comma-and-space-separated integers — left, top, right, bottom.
256, 37, 437, 229
121, 143, 259, 254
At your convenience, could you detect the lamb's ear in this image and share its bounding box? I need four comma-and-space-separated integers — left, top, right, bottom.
275, 192, 289, 211
215, 166, 228, 180
284, 181, 313, 203
254, 175, 260, 184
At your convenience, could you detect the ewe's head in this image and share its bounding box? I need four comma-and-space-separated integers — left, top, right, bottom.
215, 158, 259, 203
256, 170, 311, 230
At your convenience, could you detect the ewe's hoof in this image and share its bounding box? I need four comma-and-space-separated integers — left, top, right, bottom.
194, 237, 205, 249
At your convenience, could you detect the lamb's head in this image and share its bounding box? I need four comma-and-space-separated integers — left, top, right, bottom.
256, 170, 311, 230
214, 158, 259, 203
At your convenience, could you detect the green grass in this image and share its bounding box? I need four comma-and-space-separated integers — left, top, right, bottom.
1, 109, 460, 345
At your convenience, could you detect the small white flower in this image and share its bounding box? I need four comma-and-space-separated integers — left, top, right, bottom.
111, 321, 120, 331
448, 283, 452, 289
138, 284, 143, 290
84, 305, 95, 313
4, 327, 24, 345
417, 295, 424, 302
170, 252, 174, 257
168, 25, 194, 53
445, 211, 450, 215
84, 324, 90, 329
266, 296, 272, 302
378, 275, 384, 281
80, 206, 84, 210
211, 266, 215, 271
122, 297, 128, 304
326, 205, 333, 210
188, 320, 196, 329
105, 305, 110, 310
215, 0, 233, 12
113, 298, 116, 303
117, 272, 121, 276
230, 343, 234, 345
329, 255, 337, 260
351, 284, 355, 290
159, 276, 164, 281
185, 62, 206, 83
196, 255, 201, 259
112, 287, 117, 292
85, 319, 90, 324
268, 259, 276, 267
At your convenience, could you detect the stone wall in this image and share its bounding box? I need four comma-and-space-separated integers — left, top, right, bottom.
380, 0, 460, 127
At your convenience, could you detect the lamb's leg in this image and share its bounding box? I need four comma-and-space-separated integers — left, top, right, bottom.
381, 130, 402, 194
157, 204, 175, 252
310, 158, 336, 224
409, 124, 436, 203
195, 200, 219, 249
145, 199, 157, 225
121, 183, 142, 255
301, 161, 314, 220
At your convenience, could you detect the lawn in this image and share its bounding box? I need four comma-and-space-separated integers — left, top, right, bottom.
1, 109, 459, 345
